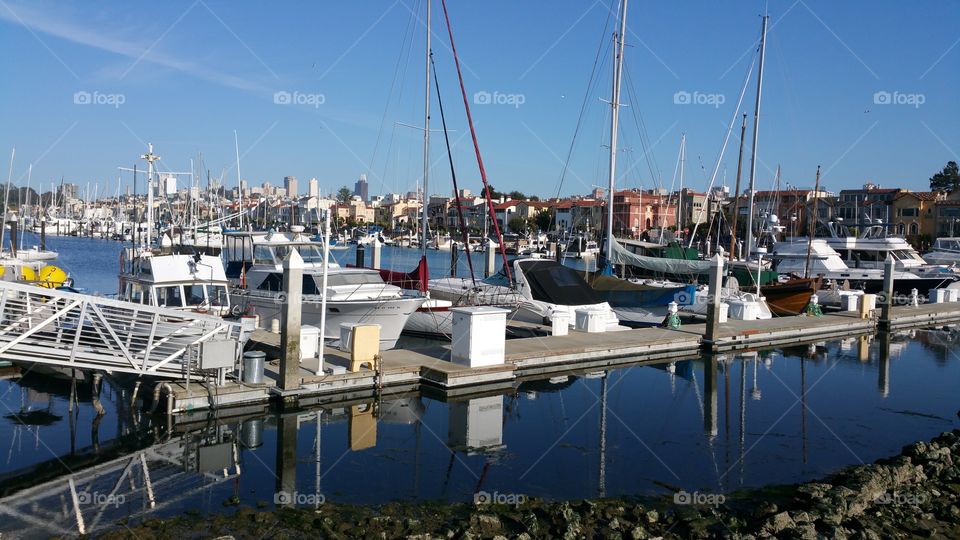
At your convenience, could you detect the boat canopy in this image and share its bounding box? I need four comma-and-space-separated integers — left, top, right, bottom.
608, 238, 712, 274
518, 259, 602, 305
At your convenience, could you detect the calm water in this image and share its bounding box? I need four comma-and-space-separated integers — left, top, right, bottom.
0, 237, 957, 537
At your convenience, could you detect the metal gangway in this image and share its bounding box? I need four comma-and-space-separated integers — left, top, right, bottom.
0, 281, 241, 379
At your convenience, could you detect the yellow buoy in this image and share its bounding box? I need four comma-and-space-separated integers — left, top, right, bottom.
21, 266, 37, 283
0, 266, 6, 279
38, 265, 67, 288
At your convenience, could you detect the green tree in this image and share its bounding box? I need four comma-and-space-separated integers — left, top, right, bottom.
337, 186, 353, 204
507, 217, 527, 234
930, 161, 960, 192
533, 208, 553, 232
508, 190, 526, 200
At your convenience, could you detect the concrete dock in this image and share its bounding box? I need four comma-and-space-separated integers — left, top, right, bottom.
163, 302, 960, 413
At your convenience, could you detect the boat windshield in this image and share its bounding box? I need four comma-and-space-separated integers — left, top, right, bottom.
296, 245, 325, 263
325, 272, 385, 287
207, 285, 229, 306
156, 285, 183, 308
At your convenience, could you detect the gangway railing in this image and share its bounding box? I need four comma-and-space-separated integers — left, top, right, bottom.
0, 280, 241, 379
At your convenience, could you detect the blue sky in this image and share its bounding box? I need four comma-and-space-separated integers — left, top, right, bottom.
0, 0, 957, 199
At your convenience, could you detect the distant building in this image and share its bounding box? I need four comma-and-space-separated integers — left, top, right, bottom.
308, 178, 319, 198
354, 174, 369, 202
284, 176, 298, 197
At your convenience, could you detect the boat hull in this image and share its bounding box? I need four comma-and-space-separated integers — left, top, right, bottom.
760, 278, 818, 316
236, 293, 426, 350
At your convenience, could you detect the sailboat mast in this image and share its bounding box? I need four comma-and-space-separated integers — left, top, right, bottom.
743, 14, 768, 260
728, 113, 747, 261
235, 130, 244, 231
804, 165, 821, 278
604, 0, 628, 262
677, 134, 685, 236
420, 0, 431, 258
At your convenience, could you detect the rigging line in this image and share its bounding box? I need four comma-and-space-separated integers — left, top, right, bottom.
687, 48, 759, 247
430, 52, 476, 284
555, 6, 616, 200
369, 0, 421, 181
623, 66, 662, 188
438, 0, 512, 283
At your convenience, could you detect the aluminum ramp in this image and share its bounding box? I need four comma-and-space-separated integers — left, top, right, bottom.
0, 280, 241, 379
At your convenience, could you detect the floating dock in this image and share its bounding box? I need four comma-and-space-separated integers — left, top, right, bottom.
163, 302, 960, 414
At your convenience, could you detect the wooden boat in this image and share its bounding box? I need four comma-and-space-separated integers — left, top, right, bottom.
758, 278, 818, 316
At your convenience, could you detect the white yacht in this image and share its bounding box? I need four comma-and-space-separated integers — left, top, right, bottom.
771, 239, 955, 295
821, 220, 948, 277
224, 229, 425, 350
922, 237, 960, 265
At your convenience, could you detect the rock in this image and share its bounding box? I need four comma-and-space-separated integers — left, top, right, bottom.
763, 511, 795, 534
630, 526, 648, 540
645, 509, 659, 524
471, 514, 502, 536
609, 517, 621, 531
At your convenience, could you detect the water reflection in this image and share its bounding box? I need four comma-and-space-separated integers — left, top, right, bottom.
0, 329, 958, 537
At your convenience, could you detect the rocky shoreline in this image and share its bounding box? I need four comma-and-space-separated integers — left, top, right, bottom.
103, 429, 960, 539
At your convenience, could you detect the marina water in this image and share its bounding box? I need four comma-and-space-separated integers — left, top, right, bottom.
0, 237, 957, 537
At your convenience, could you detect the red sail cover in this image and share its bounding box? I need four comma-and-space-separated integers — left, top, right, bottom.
378, 256, 429, 292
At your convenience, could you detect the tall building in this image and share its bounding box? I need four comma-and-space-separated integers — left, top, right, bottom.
284, 176, 298, 198
308, 178, 319, 198
354, 174, 369, 202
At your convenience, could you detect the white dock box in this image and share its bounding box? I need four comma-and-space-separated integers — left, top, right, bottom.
300, 325, 321, 360
929, 289, 947, 304
448, 395, 504, 450
575, 308, 607, 333
946, 288, 959, 303
551, 309, 570, 336
450, 306, 510, 367
842, 293, 859, 312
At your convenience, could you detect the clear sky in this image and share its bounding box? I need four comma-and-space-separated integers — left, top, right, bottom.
0, 0, 957, 200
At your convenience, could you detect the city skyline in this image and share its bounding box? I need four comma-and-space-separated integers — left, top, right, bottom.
0, 1, 956, 200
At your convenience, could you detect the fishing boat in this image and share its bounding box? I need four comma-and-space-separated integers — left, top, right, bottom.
224, 228, 425, 350
118, 246, 233, 316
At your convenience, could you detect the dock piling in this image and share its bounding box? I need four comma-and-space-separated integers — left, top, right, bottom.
450, 242, 459, 277
703, 254, 724, 347
279, 249, 304, 392
355, 244, 366, 268
371, 239, 382, 270
485, 239, 496, 277
879, 254, 895, 331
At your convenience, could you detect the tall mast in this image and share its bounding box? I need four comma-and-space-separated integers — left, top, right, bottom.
804, 165, 821, 279
743, 14, 768, 259
420, 0, 431, 258
235, 130, 244, 230
677, 134, 685, 236
140, 143, 160, 248
728, 113, 747, 261
604, 0, 628, 263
